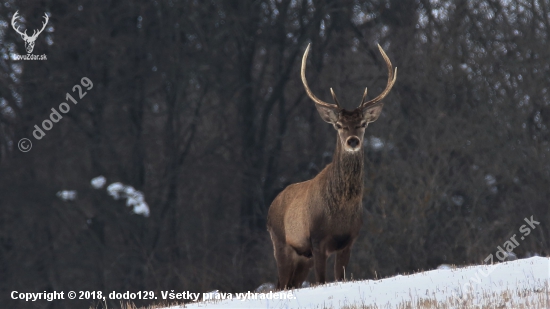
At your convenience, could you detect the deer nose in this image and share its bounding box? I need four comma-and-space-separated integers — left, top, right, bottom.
346, 137, 360, 149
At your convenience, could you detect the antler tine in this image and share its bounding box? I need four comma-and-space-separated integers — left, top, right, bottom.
360, 44, 397, 108
360, 87, 368, 105
330, 88, 340, 106
301, 44, 339, 109
11, 11, 27, 37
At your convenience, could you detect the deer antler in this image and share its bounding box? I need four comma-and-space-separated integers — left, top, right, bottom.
29, 13, 49, 39
11, 11, 28, 38
360, 44, 397, 108
301, 44, 340, 109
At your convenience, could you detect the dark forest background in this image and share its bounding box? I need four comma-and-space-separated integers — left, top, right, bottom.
1, 0, 549, 308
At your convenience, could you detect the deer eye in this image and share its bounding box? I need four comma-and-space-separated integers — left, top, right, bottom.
361, 122, 367, 128
335, 123, 342, 129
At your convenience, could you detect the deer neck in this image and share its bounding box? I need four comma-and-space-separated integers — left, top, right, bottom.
325, 135, 364, 204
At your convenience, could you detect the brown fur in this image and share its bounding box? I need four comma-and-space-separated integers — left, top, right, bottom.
267, 107, 382, 290
267, 44, 396, 290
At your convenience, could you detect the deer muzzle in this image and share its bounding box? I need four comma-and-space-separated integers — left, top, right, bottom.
345, 136, 361, 151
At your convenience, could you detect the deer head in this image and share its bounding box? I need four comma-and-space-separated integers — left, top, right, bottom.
11, 11, 49, 54
301, 44, 397, 152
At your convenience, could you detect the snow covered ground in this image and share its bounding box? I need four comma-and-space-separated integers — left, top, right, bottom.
166, 256, 549, 309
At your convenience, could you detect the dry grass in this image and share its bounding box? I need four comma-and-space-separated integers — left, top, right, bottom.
90, 300, 182, 309
117, 285, 549, 309
109, 272, 549, 309
339, 286, 550, 309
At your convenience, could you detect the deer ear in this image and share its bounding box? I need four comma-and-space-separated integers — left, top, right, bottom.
363, 102, 384, 123
315, 104, 339, 124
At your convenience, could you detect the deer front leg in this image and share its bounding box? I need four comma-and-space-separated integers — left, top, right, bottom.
312, 245, 327, 284
334, 246, 352, 281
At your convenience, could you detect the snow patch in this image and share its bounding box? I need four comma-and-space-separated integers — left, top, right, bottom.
173, 257, 549, 309
107, 182, 150, 217
90, 176, 106, 189
56, 190, 77, 201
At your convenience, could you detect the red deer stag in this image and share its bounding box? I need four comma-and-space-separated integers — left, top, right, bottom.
267, 43, 396, 290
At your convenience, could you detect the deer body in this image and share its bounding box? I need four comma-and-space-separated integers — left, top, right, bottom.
268, 135, 364, 287
267, 44, 396, 290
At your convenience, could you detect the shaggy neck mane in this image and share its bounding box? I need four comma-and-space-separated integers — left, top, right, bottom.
324, 135, 364, 208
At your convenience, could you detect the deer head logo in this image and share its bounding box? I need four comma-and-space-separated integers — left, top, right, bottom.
11, 11, 49, 54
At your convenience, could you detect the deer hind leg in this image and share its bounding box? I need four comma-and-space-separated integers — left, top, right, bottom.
269, 231, 291, 290
289, 255, 312, 288
334, 246, 352, 281
273, 242, 295, 290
